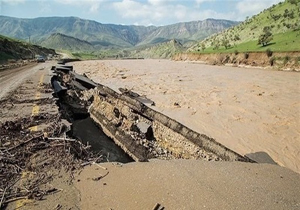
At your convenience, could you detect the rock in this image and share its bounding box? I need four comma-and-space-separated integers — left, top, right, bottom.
113, 107, 120, 118
136, 122, 150, 133
136, 122, 154, 140
130, 122, 154, 140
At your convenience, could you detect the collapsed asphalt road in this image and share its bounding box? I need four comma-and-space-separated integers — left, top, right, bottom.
0, 60, 253, 210
51, 63, 253, 163
0, 61, 99, 209
1, 61, 300, 210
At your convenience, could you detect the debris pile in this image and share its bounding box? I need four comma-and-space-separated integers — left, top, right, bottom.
0, 111, 103, 208
51, 65, 97, 120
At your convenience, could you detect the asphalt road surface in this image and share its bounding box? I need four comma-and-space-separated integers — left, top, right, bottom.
0, 62, 54, 99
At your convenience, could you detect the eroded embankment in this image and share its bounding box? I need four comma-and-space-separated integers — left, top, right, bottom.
51, 64, 253, 163
173, 52, 300, 71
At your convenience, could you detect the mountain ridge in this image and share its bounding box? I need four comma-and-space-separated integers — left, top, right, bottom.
41, 33, 95, 52
0, 15, 238, 50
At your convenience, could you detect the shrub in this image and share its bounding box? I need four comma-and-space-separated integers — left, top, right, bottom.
232, 57, 237, 64
244, 52, 249, 59
283, 56, 290, 65
266, 48, 273, 57
234, 50, 239, 55
269, 57, 276, 66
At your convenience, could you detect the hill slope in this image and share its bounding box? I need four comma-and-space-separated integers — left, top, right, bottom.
130, 39, 186, 59
137, 19, 238, 46
189, 0, 300, 53
41, 33, 94, 52
0, 34, 56, 63
0, 16, 238, 50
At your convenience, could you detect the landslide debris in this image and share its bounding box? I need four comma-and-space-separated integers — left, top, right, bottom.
0, 70, 103, 209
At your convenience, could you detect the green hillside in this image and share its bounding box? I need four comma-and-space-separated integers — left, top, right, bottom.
0, 34, 56, 63
189, 0, 300, 53
130, 39, 186, 59
41, 33, 95, 52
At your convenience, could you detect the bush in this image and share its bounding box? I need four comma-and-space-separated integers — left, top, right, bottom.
269, 57, 276, 66
283, 55, 290, 65
266, 48, 273, 57
234, 50, 239, 55
244, 52, 249, 59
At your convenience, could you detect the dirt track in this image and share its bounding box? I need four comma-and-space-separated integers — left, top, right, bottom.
0, 63, 40, 99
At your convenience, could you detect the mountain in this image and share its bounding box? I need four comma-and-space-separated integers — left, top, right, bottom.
41, 33, 94, 52
0, 34, 55, 62
188, 0, 300, 53
130, 39, 186, 59
0, 16, 238, 51
138, 19, 238, 46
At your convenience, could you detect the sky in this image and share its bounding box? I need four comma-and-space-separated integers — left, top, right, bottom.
0, 0, 283, 26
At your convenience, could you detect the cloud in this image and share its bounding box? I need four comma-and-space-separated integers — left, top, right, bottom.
55, 0, 105, 13
189, 9, 236, 21
112, 0, 148, 19
112, 0, 189, 23
38, 0, 52, 14
2, 0, 25, 5
2, 0, 284, 26
148, 0, 168, 6
112, 0, 238, 25
195, 0, 215, 6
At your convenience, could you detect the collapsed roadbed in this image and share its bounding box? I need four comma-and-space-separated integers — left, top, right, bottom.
51, 64, 254, 163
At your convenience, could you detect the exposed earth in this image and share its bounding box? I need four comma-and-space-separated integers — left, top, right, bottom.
0, 60, 299, 210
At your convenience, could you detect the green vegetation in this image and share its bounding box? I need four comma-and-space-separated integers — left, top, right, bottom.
189, 0, 300, 53
258, 26, 273, 46
192, 29, 300, 53
0, 52, 14, 61
0, 34, 56, 63
266, 48, 273, 57
130, 39, 186, 59
71, 52, 98, 60
41, 33, 94, 52
269, 56, 276, 66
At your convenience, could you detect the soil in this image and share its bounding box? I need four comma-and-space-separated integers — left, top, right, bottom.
173, 51, 300, 71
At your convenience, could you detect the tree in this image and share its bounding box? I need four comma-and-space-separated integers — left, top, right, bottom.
234, 35, 240, 41
287, 0, 298, 5
212, 40, 220, 50
258, 26, 273, 47
222, 38, 230, 49
200, 43, 206, 51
